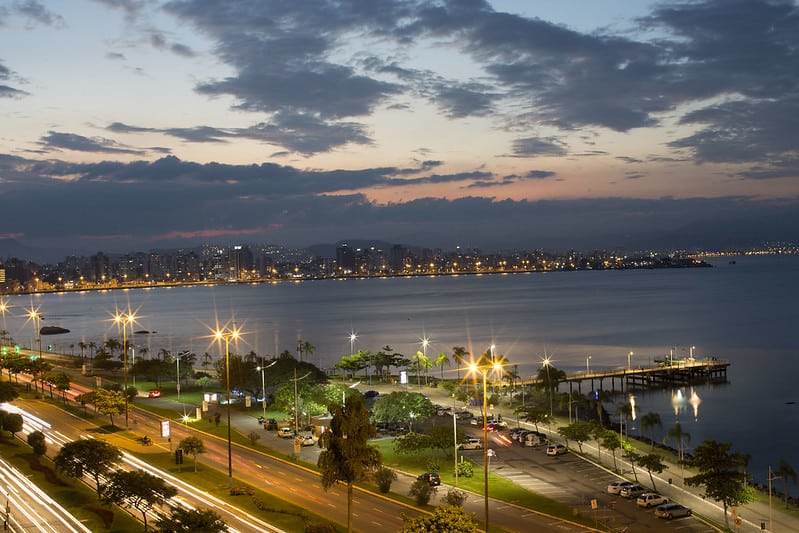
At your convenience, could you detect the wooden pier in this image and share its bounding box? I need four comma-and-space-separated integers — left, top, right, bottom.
557, 358, 729, 395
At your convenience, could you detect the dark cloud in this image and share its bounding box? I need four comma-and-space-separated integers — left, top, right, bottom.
0, 60, 28, 98
525, 170, 556, 180
150, 31, 196, 57
39, 131, 144, 154
1, 152, 796, 253
14, 0, 65, 27
511, 137, 566, 157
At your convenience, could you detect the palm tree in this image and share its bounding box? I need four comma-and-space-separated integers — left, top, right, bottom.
452, 346, 468, 379
434, 351, 450, 380
105, 338, 121, 360
774, 459, 797, 508
88, 341, 97, 361
640, 411, 663, 450
301, 341, 315, 364
78, 341, 87, 359
663, 423, 691, 463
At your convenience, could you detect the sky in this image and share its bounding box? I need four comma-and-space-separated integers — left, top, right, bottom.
1, 0, 798, 260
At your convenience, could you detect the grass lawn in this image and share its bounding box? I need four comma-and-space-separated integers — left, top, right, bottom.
370, 438, 597, 528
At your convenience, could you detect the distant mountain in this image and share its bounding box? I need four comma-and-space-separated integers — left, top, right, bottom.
0, 238, 79, 264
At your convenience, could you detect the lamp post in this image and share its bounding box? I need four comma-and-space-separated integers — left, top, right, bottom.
586, 355, 592, 374
26, 307, 42, 358
257, 359, 277, 420
453, 411, 458, 487
468, 349, 504, 532
542, 356, 554, 418
214, 325, 241, 489
291, 368, 311, 435
627, 351, 634, 371
113, 311, 137, 429
348, 330, 357, 356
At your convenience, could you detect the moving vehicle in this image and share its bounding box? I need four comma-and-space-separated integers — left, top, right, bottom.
300, 435, 315, 446
522, 433, 544, 447
637, 493, 668, 508
654, 503, 692, 520
546, 444, 568, 456
277, 427, 293, 438
417, 472, 441, 486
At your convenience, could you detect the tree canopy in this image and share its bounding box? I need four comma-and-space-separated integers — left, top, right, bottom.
371, 391, 435, 426
102, 469, 177, 530
400, 505, 479, 533
54, 439, 122, 499
685, 440, 755, 528
318, 394, 381, 533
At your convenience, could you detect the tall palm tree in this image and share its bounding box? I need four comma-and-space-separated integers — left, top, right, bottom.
774, 459, 797, 508
301, 341, 315, 364
78, 341, 87, 359
640, 411, 663, 450
452, 346, 468, 379
434, 351, 450, 379
664, 423, 691, 463
88, 341, 97, 361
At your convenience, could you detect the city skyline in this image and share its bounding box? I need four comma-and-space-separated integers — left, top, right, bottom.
1, 1, 798, 256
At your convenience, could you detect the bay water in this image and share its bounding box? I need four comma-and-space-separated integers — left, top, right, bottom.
4, 254, 797, 484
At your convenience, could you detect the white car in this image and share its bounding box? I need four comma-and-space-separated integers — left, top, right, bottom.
457, 437, 483, 450
637, 493, 668, 508
546, 444, 567, 456
607, 481, 634, 495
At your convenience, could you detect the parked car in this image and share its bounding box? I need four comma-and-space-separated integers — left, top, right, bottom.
264, 418, 278, 430
457, 437, 483, 450
455, 410, 472, 420
522, 433, 545, 447
637, 493, 668, 508
546, 444, 568, 456
508, 427, 526, 439
620, 484, 648, 499
363, 390, 379, 399
277, 427, 293, 438
654, 503, 692, 520
417, 472, 441, 486
300, 435, 315, 447
607, 481, 635, 495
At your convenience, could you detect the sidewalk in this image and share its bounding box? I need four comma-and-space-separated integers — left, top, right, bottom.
380, 381, 797, 533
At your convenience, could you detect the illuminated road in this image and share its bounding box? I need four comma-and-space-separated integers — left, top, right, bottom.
0, 454, 91, 533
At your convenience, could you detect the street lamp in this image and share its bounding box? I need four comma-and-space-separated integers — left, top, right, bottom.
627, 351, 634, 370
113, 311, 137, 429
586, 355, 592, 374
542, 356, 554, 418
214, 325, 241, 489
348, 330, 358, 355
257, 359, 277, 421
468, 348, 504, 532
25, 307, 42, 358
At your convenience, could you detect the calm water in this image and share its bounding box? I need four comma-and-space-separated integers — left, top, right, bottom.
3, 254, 797, 483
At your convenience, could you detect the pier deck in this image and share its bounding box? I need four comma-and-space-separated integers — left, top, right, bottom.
552, 358, 729, 395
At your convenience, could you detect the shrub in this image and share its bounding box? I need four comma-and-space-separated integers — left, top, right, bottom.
408, 479, 436, 506
374, 467, 397, 493
457, 459, 474, 478
441, 488, 468, 507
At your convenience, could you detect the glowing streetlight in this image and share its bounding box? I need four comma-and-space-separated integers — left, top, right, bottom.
25, 306, 43, 358
257, 359, 277, 421
113, 310, 137, 429
541, 356, 554, 418
214, 324, 241, 489
0, 297, 10, 334
348, 330, 358, 356
468, 349, 504, 532
586, 355, 592, 374
627, 351, 634, 371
